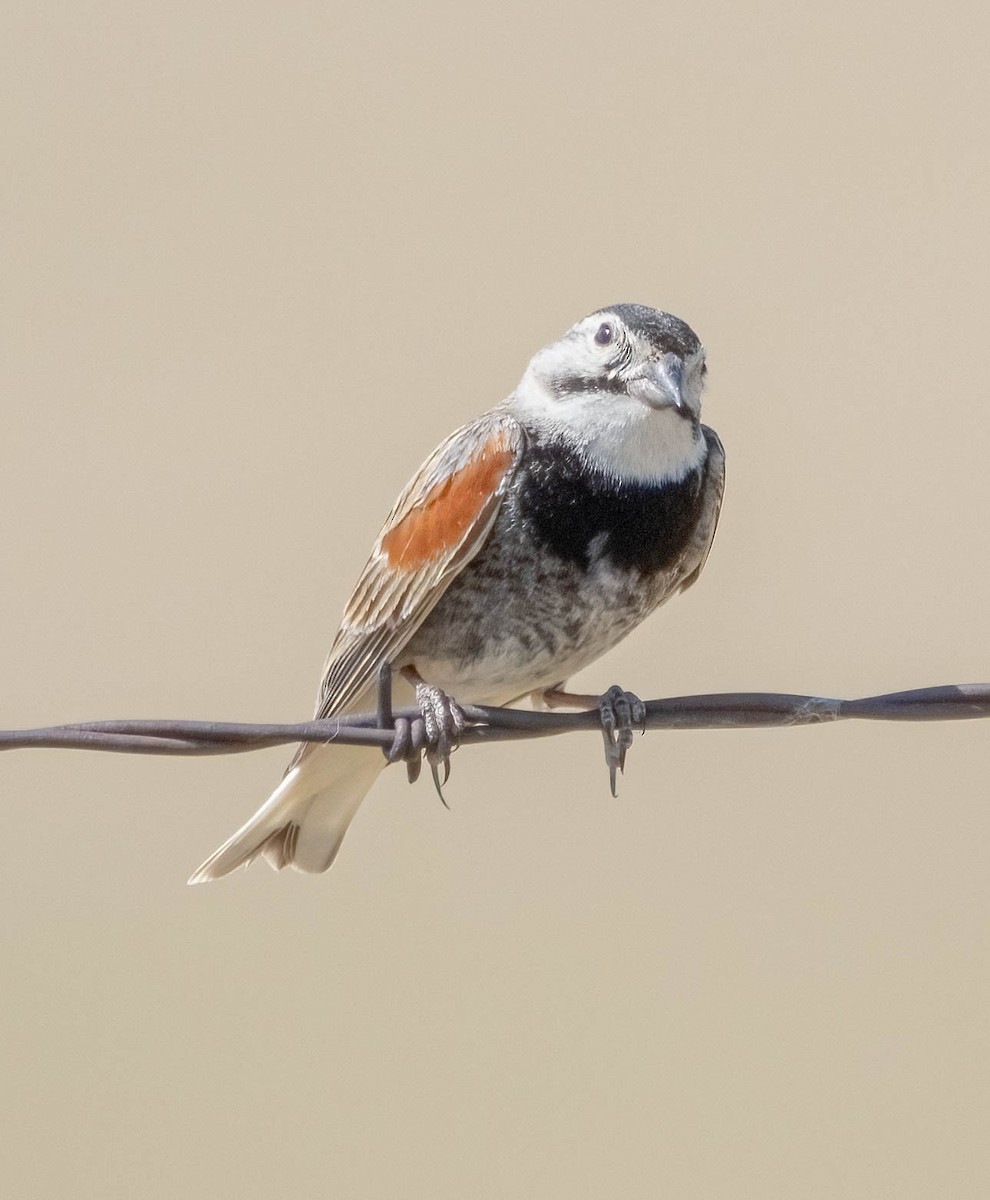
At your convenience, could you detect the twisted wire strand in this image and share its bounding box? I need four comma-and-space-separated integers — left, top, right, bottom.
1, 683, 986, 758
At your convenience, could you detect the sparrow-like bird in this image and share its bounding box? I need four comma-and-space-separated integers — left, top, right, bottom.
189, 304, 724, 883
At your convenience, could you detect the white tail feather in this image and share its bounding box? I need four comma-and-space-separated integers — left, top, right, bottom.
188, 744, 384, 884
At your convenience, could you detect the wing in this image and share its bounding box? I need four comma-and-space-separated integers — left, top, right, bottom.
677, 424, 726, 593
315, 410, 525, 718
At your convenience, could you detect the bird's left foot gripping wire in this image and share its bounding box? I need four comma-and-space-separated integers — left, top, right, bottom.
599, 685, 647, 797
376, 663, 468, 804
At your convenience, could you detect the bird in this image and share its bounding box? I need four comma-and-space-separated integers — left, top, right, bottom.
189, 303, 725, 883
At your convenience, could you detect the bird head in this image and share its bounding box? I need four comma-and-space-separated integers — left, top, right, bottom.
511, 304, 709, 482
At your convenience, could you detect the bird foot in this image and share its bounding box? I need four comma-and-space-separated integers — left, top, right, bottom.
376, 665, 466, 803
414, 681, 468, 803
599, 684, 647, 797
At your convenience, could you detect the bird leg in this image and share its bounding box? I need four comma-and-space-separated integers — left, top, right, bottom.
536, 685, 601, 710
536, 683, 647, 797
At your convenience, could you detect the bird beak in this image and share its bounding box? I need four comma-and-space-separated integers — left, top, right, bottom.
628, 353, 686, 411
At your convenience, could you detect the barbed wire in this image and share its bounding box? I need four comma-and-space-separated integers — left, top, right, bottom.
1, 682, 987, 761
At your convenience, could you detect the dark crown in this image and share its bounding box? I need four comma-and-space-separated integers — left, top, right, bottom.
597, 304, 701, 359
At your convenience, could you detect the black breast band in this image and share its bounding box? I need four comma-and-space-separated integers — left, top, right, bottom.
515, 436, 705, 575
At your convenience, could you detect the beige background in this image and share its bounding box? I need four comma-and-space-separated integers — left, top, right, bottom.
3, 2, 989, 1196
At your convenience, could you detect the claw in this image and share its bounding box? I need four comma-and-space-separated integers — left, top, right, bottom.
430, 759, 451, 808
599, 685, 645, 797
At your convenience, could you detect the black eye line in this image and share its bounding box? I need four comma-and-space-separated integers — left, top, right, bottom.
555, 374, 628, 395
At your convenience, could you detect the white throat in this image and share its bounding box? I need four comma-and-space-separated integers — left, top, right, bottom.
507, 373, 707, 485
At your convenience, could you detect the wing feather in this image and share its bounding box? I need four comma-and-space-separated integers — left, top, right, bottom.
678, 424, 726, 593
316, 410, 524, 718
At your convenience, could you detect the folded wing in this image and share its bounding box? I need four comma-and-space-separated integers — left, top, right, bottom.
316, 410, 525, 718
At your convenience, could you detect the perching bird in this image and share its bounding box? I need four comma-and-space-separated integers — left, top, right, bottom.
189, 304, 725, 883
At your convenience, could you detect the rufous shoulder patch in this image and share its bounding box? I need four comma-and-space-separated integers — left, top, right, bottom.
381, 435, 516, 570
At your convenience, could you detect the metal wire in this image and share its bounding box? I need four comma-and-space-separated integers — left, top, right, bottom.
1, 682, 987, 758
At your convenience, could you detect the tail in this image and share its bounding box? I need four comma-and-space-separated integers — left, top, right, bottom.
188, 743, 384, 884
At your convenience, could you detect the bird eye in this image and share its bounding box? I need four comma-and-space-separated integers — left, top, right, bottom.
594, 322, 614, 346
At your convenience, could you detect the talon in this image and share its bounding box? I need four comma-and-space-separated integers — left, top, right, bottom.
429, 759, 451, 808
599, 685, 644, 797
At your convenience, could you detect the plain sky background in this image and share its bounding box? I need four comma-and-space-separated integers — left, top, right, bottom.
3, 2, 990, 1196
